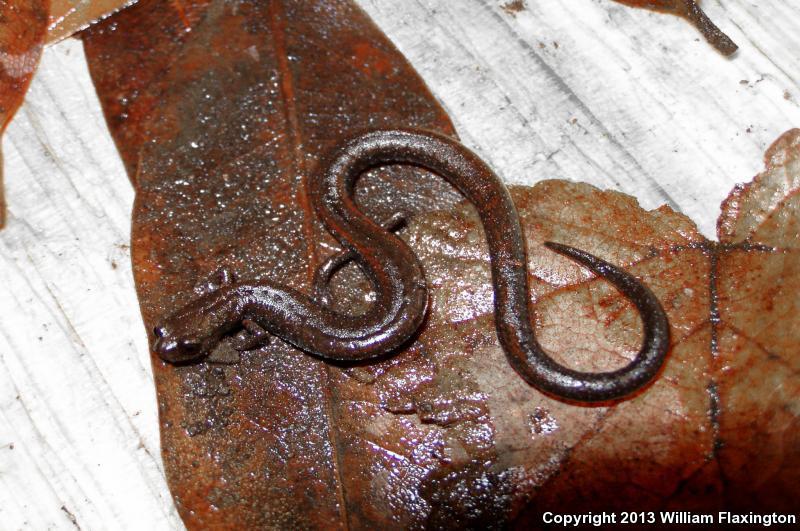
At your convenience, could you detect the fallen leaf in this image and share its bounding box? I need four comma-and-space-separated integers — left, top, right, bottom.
371, 130, 798, 524
0, 0, 127, 228
47, 0, 138, 43
83, 0, 460, 528
354, 180, 709, 525
82, 0, 215, 181
612, 0, 738, 55
0, 0, 48, 228
712, 130, 800, 511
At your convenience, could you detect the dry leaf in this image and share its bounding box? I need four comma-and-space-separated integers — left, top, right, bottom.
0, 0, 48, 228
47, 0, 137, 43
612, 0, 738, 55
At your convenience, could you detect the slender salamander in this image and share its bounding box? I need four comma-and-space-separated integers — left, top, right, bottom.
153, 129, 670, 403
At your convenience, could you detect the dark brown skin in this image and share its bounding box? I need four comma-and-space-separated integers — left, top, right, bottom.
154, 129, 670, 403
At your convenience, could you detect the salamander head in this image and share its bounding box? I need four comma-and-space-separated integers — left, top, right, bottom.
152, 290, 235, 363
153, 323, 204, 363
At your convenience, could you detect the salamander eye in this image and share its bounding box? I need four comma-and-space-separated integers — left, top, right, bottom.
179, 338, 202, 354
154, 326, 166, 338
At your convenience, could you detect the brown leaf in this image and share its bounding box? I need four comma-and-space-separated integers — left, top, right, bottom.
612, 0, 738, 55
334, 183, 711, 526
82, 0, 215, 181
0, 0, 123, 227
712, 130, 800, 510
83, 0, 460, 528
376, 130, 797, 523
47, 0, 138, 43
0, 0, 48, 228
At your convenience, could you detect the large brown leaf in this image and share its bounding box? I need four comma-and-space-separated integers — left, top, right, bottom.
0, 0, 48, 228
83, 0, 461, 528
83, 0, 215, 181
385, 130, 798, 524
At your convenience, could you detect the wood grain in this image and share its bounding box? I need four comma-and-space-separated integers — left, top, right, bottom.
1, 0, 798, 528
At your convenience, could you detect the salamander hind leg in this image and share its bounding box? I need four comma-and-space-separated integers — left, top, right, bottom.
313, 211, 408, 308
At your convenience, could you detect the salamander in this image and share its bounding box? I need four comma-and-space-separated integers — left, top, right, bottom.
153, 129, 670, 403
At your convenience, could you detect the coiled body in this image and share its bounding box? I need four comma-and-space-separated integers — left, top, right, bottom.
153, 129, 670, 403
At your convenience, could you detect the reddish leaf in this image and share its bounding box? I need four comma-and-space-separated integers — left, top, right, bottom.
0, 0, 48, 227
612, 0, 738, 55
83, 0, 215, 181
712, 130, 800, 510
378, 130, 798, 523
361, 181, 709, 523
83, 0, 460, 528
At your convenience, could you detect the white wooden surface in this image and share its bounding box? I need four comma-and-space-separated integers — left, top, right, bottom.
1, 0, 798, 528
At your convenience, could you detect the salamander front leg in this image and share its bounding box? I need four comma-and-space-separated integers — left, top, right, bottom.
230, 319, 271, 351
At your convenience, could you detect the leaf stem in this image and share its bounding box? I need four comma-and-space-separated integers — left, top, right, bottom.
682, 0, 738, 56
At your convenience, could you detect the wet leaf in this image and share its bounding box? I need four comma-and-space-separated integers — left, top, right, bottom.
82, 0, 215, 181
380, 129, 798, 522
83, 0, 460, 528
47, 0, 137, 43
712, 130, 800, 510
612, 0, 738, 55
0, 0, 48, 228
364, 180, 709, 523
